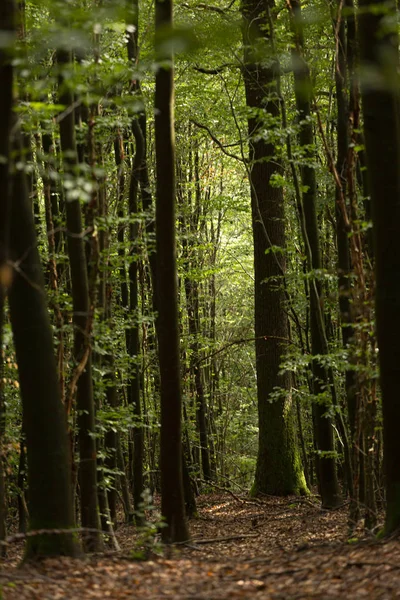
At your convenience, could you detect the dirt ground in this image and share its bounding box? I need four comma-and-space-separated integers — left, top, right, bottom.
1, 493, 400, 599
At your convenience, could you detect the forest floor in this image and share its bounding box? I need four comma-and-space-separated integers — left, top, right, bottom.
1, 492, 400, 599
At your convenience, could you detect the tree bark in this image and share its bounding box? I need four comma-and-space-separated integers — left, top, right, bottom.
241, 0, 308, 496
155, 0, 189, 542
287, 0, 341, 509
57, 49, 102, 552
357, 0, 400, 534
126, 0, 145, 521
179, 153, 212, 482
0, 0, 14, 556
9, 134, 79, 559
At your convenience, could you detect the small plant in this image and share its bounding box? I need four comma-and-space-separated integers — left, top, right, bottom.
130, 489, 166, 561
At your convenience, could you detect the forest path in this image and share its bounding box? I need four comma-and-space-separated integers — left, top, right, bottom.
2, 493, 400, 599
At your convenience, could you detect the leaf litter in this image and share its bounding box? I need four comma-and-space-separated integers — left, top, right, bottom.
2, 493, 400, 599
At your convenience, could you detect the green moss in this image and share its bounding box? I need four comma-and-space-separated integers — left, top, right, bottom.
251, 393, 309, 497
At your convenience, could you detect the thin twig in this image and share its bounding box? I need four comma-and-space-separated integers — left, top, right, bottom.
191, 533, 260, 545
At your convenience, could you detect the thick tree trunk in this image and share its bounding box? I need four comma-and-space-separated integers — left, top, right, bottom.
0, 346, 6, 557
155, 0, 189, 543
357, 0, 400, 534
0, 0, 14, 556
241, 0, 307, 497
2, 0, 76, 559
9, 136, 79, 559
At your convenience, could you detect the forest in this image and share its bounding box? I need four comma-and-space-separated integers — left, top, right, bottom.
1, 0, 400, 596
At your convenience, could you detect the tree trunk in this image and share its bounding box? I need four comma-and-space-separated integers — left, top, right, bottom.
17, 433, 28, 534
241, 0, 307, 497
331, 0, 356, 440
9, 134, 79, 559
57, 49, 102, 552
287, 0, 342, 508
127, 0, 145, 521
116, 433, 134, 523
155, 0, 189, 543
41, 129, 65, 402
0, 0, 14, 556
357, 0, 400, 534
182, 451, 197, 518
180, 167, 212, 482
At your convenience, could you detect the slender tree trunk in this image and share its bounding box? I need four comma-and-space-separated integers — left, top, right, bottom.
155, 0, 189, 543
41, 130, 65, 403
96, 144, 119, 533
103, 337, 119, 529
127, 147, 144, 520
127, 0, 145, 520
182, 451, 197, 518
42, 129, 62, 255
287, 0, 342, 508
127, 0, 158, 506
113, 135, 135, 523
115, 135, 129, 310
116, 433, 134, 522
185, 279, 212, 482
17, 433, 28, 534
57, 49, 102, 552
345, 0, 377, 526
331, 0, 356, 443
180, 170, 212, 482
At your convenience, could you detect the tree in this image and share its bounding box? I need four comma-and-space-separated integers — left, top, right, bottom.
287, 0, 342, 508
241, 0, 307, 496
0, 0, 80, 561
180, 143, 213, 482
155, 0, 190, 542
0, 0, 398, 548
57, 46, 102, 552
9, 138, 80, 560
357, 0, 400, 534
126, 0, 144, 520
0, 0, 14, 554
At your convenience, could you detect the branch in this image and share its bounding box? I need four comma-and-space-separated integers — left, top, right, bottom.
181, 1, 238, 14
189, 335, 293, 371
193, 63, 232, 75
190, 119, 245, 162
197, 479, 262, 506
191, 533, 259, 544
